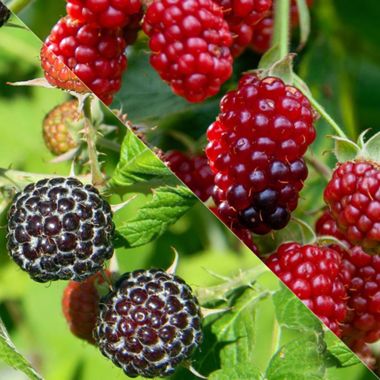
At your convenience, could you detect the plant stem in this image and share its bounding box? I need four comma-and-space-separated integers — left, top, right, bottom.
196, 266, 268, 305
272, 0, 291, 60
6, 0, 32, 13
304, 154, 332, 180
294, 76, 347, 139
83, 96, 106, 187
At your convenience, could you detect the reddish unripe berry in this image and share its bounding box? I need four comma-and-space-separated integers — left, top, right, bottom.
267, 242, 348, 336
165, 151, 214, 202
62, 271, 111, 344
41, 16, 127, 105
206, 74, 317, 234
324, 160, 380, 255
66, 0, 142, 29
142, 0, 233, 102
316, 210, 380, 346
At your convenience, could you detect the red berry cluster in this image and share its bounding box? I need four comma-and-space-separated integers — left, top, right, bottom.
324, 160, 380, 255
250, 0, 313, 54
142, 0, 234, 102
267, 242, 348, 337
316, 210, 380, 349
164, 151, 215, 202
213, 0, 272, 56
41, 1, 142, 104
206, 74, 316, 235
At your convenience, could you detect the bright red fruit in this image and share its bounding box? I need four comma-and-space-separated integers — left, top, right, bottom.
214, 0, 272, 56
41, 16, 127, 105
316, 210, 380, 347
267, 242, 348, 336
142, 0, 233, 102
66, 0, 142, 29
324, 160, 380, 255
206, 74, 316, 234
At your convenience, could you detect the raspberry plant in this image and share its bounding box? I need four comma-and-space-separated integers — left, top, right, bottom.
1, 0, 380, 378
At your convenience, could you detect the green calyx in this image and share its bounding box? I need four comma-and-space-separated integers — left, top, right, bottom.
333, 130, 380, 164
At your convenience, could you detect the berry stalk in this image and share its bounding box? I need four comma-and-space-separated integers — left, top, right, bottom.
82, 97, 106, 187
272, 0, 291, 60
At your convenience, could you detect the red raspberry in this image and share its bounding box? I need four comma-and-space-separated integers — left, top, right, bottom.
41, 16, 127, 105
214, 0, 272, 56
351, 341, 377, 370
142, 0, 233, 102
267, 242, 348, 336
316, 210, 380, 346
206, 74, 316, 234
62, 271, 110, 344
165, 150, 214, 202
250, 0, 313, 54
324, 160, 380, 255
66, 0, 142, 29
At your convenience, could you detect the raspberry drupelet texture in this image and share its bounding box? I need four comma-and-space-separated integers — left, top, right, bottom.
0, 1, 10, 27
142, 0, 233, 102
324, 160, 380, 255
62, 271, 111, 344
41, 16, 127, 105
7, 177, 114, 283
316, 210, 380, 346
43, 100, 81, 156
214, 0, 272, 56
66, 0, 142, 29
267, 242, 348, 336
94, 269, 203, 378
165, 150, 214, 202
206, 74, 316, 234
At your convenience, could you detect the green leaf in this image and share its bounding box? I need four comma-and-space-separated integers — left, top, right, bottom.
273, 286, 322, 333
116, 186, 196, 247
108, 131, 173, 193
0, 318, 43, 380
362, 130, 380, 162
295, 0, 311, 49
325, 333, 361, 368
210, 288, 266, 368
265, 333, 326, 380
333, 136, 360, 163
209, 364, 263, 380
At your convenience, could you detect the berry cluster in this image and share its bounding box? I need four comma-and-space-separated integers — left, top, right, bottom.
7, 177, 114, 282
206, 74, 316, 235
94, 269, 203, 378
316, 210, 380, 349
43, 99, 81, 156
324, 160, 380, 255
41, 16, 128, 105
165, 150, 215, 202
214, 0, 272, 56
142, 0, 233, 102
267, 242, 348, 336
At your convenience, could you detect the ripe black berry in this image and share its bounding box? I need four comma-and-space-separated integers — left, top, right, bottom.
94, 269, 203, 378
7, 177, 114, 282
0, 2, 10, 27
